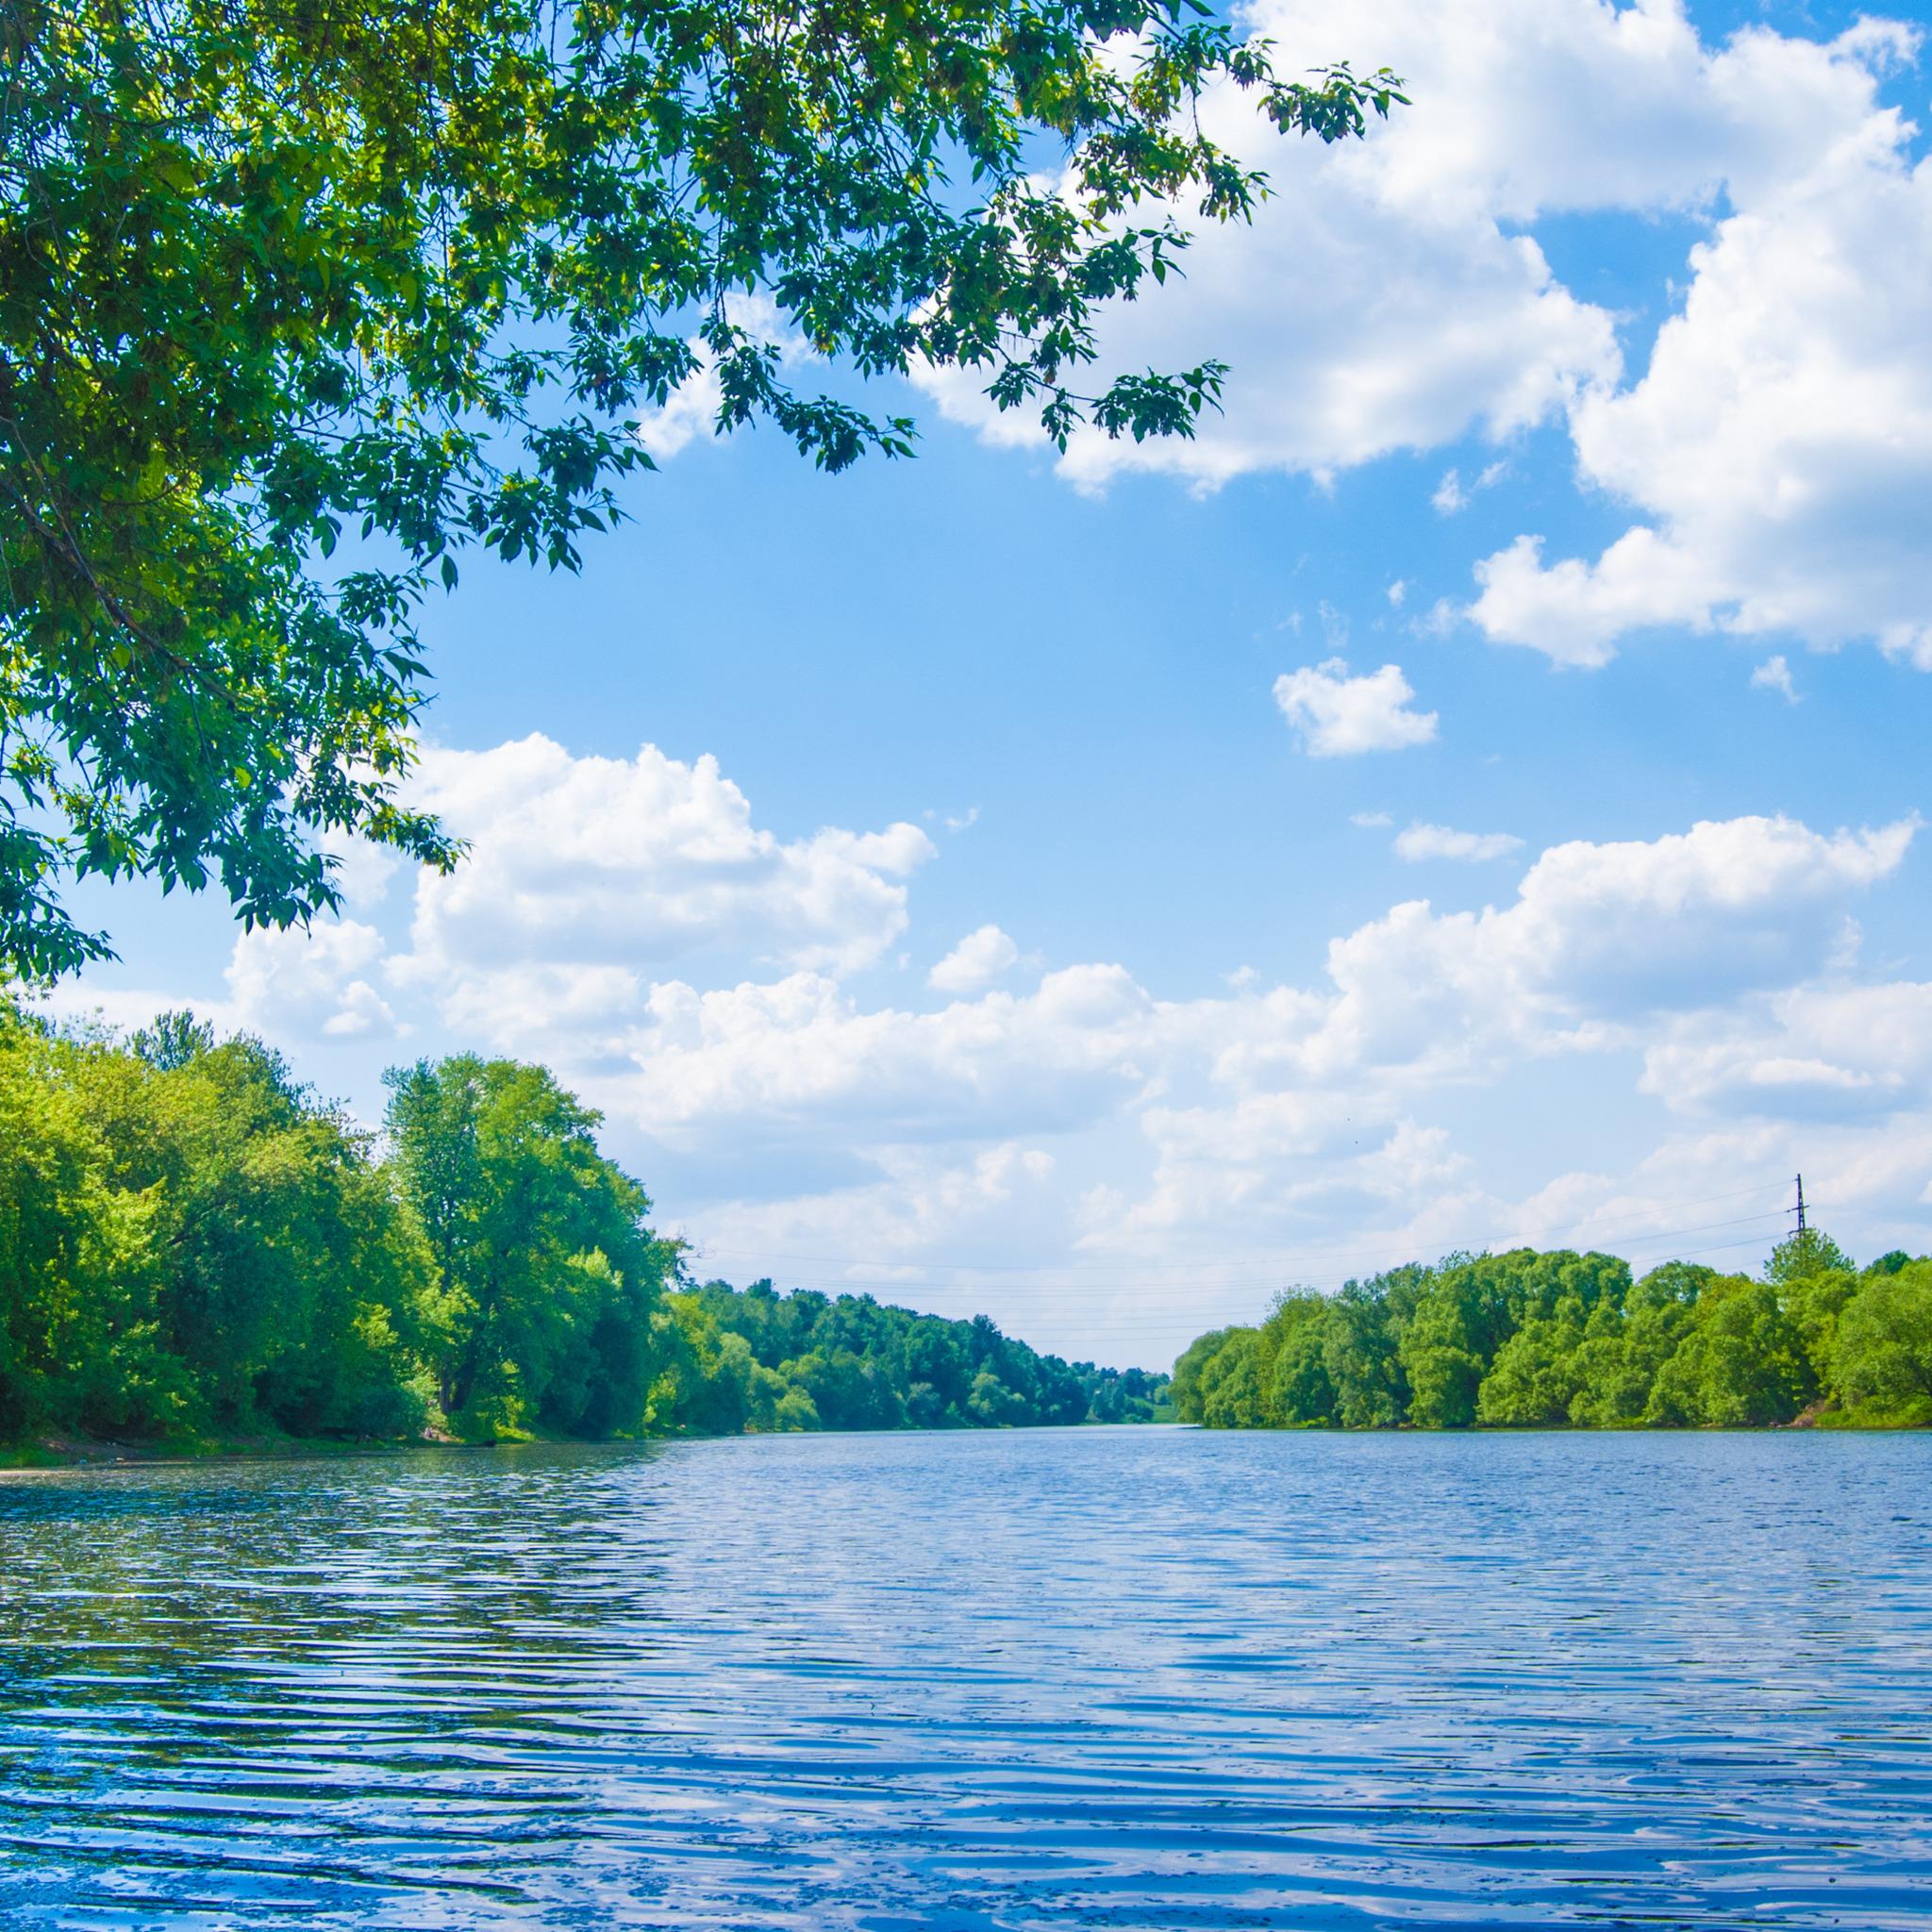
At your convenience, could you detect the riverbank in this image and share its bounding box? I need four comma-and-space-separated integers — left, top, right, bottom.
1, 1410, 1184, 1471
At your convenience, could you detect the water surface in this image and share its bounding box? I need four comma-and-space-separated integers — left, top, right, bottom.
2, 1428, 1928, 1928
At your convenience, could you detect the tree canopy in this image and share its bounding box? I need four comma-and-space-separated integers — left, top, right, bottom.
657, 1275, 1171, 1434
0, 999, 1168, 1449
0, 0, 1400, 978
1174, 1237, 1932, 1433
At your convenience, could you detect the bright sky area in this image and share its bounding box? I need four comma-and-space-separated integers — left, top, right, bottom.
50, 0, 1932, 1365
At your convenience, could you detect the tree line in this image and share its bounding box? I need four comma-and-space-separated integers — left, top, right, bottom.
670, 1278, 1172, 1435
0, 1005, 1166, 1450
1172, 1237, 1932, 1431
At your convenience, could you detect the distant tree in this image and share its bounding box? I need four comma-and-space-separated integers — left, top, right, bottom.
1476, 1295, 1590, 1427
127, 1009, 216, 1073
1263, 1292, 1337, 1425
1197, 1330, 1268, 1428
1323, 1278, 1409, 1429
2, 0, 1401, 977
1172, 1327, 1238, 1424
1646, 1277, 1811, 1427
1564, 1274, 1699, 1428
1830, 1262, 1932, 1410
1766, 1226, 1857, 1286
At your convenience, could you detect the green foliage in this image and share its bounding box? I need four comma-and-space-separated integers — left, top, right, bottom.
648, 1278, 1167, 1433
1644, 1277, 1810, 1427
2, 0, 1400, 977
383, 1054, 679, 1438
1831, 1262, 1932, 1409
1173, 1230, 1932, 1432
1766, 1226, 1857, 1288
0, 1005, 1165, 1448
0, 1002, 439, 1441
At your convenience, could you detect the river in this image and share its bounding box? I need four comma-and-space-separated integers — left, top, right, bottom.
2, 1426, 1928, 1927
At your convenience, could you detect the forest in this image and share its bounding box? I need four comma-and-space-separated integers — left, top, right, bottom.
1173, 1241, 1932, 1432
0, 1003, 1166, 1453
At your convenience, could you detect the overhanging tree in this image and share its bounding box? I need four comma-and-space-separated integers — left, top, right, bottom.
1, 0, 1400, 977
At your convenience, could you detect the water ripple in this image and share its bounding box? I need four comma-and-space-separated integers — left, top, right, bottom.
3, 1428, 1930, 1927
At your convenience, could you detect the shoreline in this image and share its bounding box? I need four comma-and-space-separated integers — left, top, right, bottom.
8, 1412, 1925, 1473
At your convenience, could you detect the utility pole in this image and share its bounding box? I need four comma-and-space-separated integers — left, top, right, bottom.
1792, 1174, 1807, 1238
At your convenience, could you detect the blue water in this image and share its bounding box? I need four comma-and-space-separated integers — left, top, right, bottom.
2, 1427, 1929, 1928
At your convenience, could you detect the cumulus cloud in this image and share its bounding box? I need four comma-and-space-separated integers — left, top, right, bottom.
1392, 821, 1524, 862
1411, 814, 1913, 1020
928, 924, 1020, 993
916, 0, 1919, 499
1469, 16, 1932, 665
1641, 981, 1932, 1121
915, 0, 1643, 490
1751, 655, 1799, 702
338, 797, 1910, 1202
226, 920, 397, 1042
101, 748, 1927, 1353
537, 811, 1917, 1256
908, 0, 1932, 675
393, 738, 934, 1033
1274, 659, 1438, 756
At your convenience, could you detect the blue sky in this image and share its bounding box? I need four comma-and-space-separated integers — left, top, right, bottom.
55, 0, 1932, 1364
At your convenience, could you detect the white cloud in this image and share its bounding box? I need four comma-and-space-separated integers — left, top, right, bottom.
1407, 814, 1913, 1022
918, 0, 1921, 498
1641, 981, 1932, 1121
1274, 659, 1438, 757
392, 737, 934, 1038
1751, 654, 1798, 702
908, 0, 1932, 676
928, 924, 1021, 993
1433, 459, 1507, 514
316, 828, 402, 909
345, 798, 1907, 1202
1469, 17, 1932, 665
226, 920, 397, 1042
690, 1141, 1063, 1302
72, 777, 1929, 1354
546, 813, 1917, 1249
1392, 821, 1524, 862
916, 0, 1649, 491
1351, 810, 1395, 829
1469, 527, 1724, 668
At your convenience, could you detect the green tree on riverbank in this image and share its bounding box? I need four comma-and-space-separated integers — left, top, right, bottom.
1173, 1234, 1932, 1432
1, 1006, 440, 1441
0, 1004, 1166, 1450
659, 1279, 1169, 1434
384, 1055, 677, 1440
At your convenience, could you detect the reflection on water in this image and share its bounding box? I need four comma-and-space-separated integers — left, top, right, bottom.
2, 1427, 1929, 1928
